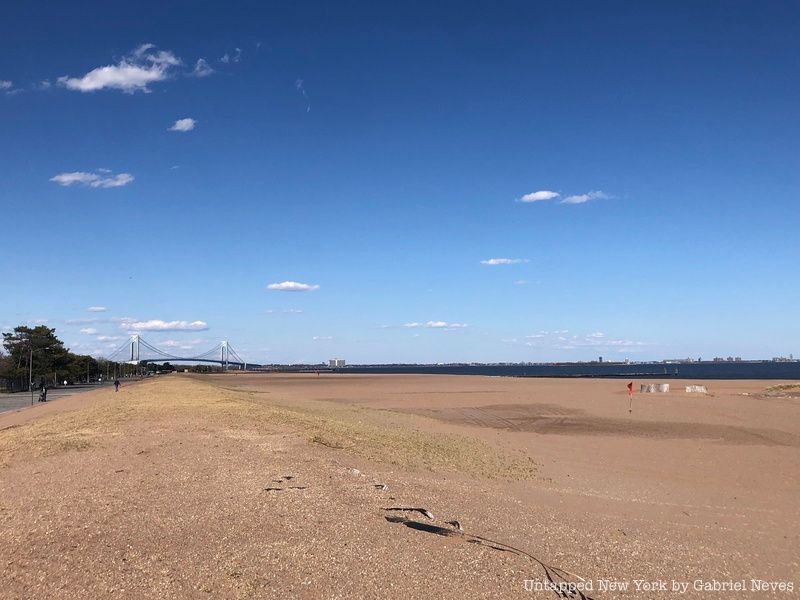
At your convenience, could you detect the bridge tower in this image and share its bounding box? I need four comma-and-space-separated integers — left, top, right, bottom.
221, 341, 229, 371
129, 335, 140, 363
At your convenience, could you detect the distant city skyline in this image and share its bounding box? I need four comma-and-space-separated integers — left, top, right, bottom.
2, 2, 798, 364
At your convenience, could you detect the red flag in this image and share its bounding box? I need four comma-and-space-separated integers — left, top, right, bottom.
627, 382, 633, 397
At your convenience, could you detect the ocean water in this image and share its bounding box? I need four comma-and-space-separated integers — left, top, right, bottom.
336, 362, 800, 380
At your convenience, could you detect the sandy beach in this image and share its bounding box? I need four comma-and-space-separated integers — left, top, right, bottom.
0, 373, 797, 599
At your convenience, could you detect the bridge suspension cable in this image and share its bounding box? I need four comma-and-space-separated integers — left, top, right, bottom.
105, 338, 134, 362
138, 338, 181, 361
100, 336, 258, 368
227, 344, 245, 365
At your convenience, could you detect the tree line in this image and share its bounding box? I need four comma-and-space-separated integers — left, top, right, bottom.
0, 325, 174, 392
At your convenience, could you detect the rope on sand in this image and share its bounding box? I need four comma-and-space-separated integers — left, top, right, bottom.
384, 511, 595, 600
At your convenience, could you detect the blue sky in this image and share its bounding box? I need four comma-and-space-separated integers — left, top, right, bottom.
1, 1, 798, 363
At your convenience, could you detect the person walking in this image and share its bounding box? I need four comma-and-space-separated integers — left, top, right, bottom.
114, 379, 120, 392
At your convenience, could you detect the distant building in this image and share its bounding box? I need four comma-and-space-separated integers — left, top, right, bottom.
329, 358, 346, 368
598, 356, 603, 363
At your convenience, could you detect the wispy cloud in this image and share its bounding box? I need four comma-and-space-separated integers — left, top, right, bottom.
169, 117, 196, 132
79, 328, 98, 335
122, 319, 209, 332
57, 44, 181, 93
0, 80, 21, 95
295, 79, 311, 112
403, 321, 468, 330
519, 330, 645, 351
480, 258, 529, 266
267, 281, 320, 292
220, 48, 242, 64
519, 190, 559, 203
266, 308, 304, 314
519, 189, 612, 205
192, 58, 214, 78
97, 335, 124, 342
561, 190, 609, 205
513, 279, 528, 286
50, 170, 134, 188
160, 339, 204, 350
313, 336, 333, 341
87, 306, 107, 312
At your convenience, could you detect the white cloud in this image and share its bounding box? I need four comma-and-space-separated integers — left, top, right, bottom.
522, 329, 645, 351
313, 336, 333, 341
295, 79, 311, 112
0, 80, 12, 90
50, 170, 134, 189
561, 190, 609, 205
266, 308, 304, 315
159, 340, 183, 347
220, 49, 241, 64
160, 339, 203, 349
192, 58, 214, 77
480, 258, 529, 266
519, 189, 612, 205
513, 279, 528, 286
57, 44, 180, 93
267, 281, 320, 292
87, 306, 107, 312
97, 335, 123, 342
169, 118, 196, 132
403, 321, 468, 330
122, 320, 209, 331
519, 190, 559, 203
79, 328, 98, 335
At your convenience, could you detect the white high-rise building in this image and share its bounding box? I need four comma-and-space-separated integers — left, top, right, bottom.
329, 358, 346, 368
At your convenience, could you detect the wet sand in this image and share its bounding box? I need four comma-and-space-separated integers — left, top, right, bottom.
0, 373, 797, 598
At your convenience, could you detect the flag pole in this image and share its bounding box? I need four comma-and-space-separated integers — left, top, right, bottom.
627, 381, 633, 413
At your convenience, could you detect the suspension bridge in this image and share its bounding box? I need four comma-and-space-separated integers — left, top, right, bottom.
105, 335, 260, 369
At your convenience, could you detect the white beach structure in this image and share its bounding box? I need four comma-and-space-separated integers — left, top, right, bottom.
685, 385, 708, 393
640, 383, 670, 393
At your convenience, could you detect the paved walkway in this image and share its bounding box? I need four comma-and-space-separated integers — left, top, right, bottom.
0, 383, 117, 415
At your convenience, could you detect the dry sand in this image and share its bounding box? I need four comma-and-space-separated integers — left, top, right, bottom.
0, 373, 798, 599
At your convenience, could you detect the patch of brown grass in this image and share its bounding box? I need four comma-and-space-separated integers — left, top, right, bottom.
762, 383, 800, 397
0, 375, 536, 479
